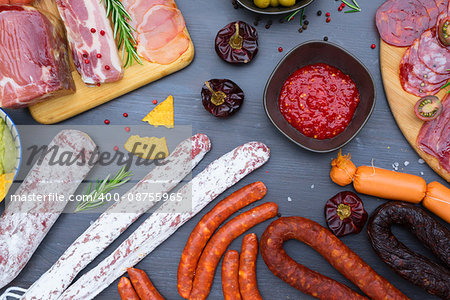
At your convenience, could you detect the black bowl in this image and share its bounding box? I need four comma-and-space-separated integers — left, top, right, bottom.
263, 41, 376, 153
237, 0, 314, 15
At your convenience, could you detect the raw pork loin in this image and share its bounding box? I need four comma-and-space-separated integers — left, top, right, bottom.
56, 0, 123, 84
0, 5, 75, 109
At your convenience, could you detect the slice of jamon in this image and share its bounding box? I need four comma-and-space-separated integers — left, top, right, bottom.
417, 0, 439, 23
417, 29, 450, 75
126, 0, 176, 29
138, 31, 189, 65
136, 5, 185, 50
417, 95, 450, 173
376, 0, 431, 46
400, 46, 443, 96
409, 38, 449, 84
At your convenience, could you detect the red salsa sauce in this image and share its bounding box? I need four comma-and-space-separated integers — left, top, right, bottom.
279, 63, 360, 139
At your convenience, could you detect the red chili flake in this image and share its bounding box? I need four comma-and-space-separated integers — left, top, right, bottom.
90, 28, 96, 33
113, 146, 119, 151
325, 12, 330, 17
152, 99, 158, 104
97, 53, 102, 58
278, 47, 283, 52
83, 53, 88, 58
100, 30, 105, 36
326, 17, 331, 23
266, 170, 269, 173
123, 112, 128, 117
371, 44, 376, 49
84, 59, 90, 64
96, 83, 101, 87
104, 119, 110, 125
105, 65, 110, 70
125, 127, 130, 132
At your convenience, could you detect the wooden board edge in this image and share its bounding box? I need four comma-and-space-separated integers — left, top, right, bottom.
379, 40, 450, 182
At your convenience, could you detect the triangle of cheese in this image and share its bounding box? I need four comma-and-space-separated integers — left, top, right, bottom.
142, 95, 174, 128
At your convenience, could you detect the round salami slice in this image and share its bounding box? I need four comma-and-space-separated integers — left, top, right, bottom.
418, 29, 450, 75
400, 46, 444, 96
435, 0, 448, 14
417, 0, 439, 24
376, 0, 431, 47
409, 38, 449, 84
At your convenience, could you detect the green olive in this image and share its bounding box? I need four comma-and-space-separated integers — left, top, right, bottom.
270, 0, 279, 6
254, 0, 270, 8
279, 0, 296, 7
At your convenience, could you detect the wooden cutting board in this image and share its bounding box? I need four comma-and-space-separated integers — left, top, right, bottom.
380, 40, 449, 182
29, 0, 194, 124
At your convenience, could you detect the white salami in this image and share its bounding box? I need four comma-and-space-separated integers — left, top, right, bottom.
0, 130, 97, 289
22, 134, 211, 300
58, 141, 270, 300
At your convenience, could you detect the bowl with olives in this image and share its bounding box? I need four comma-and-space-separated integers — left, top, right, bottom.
237, 0, 314, 15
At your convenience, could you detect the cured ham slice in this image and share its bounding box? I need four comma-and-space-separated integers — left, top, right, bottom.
56, 0, 123, 84
123, 0, 189, 65
0, 5, 74, 109
417, 96, 450, 173
139, 31, 190, 65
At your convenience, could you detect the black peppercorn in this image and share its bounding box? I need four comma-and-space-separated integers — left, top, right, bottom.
317, 10, 322, 16
304, 20, 309, 25
302, 24, 307, 30
302, 14, 307, 19
298, 28, 303, 33
323, 36, 328, 41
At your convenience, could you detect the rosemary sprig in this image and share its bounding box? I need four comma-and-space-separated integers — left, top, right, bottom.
285, 8, 304, 22
103, 0, 142, 68
75, 166, 133, 212
342, 0, 361, 13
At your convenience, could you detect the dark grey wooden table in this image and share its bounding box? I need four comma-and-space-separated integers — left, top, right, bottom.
2, 0, 449, 299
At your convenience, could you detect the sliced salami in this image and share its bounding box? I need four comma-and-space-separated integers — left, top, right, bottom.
400, 46, 443, 96
59, 141, 270, 300
417, 0, 439, 24
435, 0, 448, 14
21, 134, 211, 300
376, 0, 431, 46
0, 130, 97, 289
418, 29, 450, 75
409, 38, 449, 84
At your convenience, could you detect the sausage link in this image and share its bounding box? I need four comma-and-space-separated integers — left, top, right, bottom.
118, 277, 140, 300
189, 202, 278, 300
368, 202, 450, 298
353, 166, 426, 203
239, 233, 262, 300
127, 268, 164, 300
177, 182, 267, 298
222, 250, 242, 300
260, 216, 408, 300
422, 181, 450, 223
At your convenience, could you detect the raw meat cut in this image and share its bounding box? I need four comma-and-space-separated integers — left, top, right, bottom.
0, 5, 75, 109
123, 0, 189, 65
21, 134, 211, 300
0, 130, 97, 289
417, 95, 450, 173
59, 141, 270, 300
56, 0, 123, 84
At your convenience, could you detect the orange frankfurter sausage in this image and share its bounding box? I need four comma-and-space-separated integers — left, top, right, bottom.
423, 181, 450, 223
177, 182, 267, 298
127, 268, 164, 300
118, 277, 140, 300
239, 233, 262, 300
222, 250, 242, 300
353, 166, 426, 203
189, 202, 279, 300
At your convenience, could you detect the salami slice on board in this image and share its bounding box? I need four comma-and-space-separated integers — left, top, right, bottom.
409, 38, 449, 84
59, 141, 270, 300
418, 28, 450, 75
417, 0, 439, 23
21, 134, 211, 300
376, 0, 431, 46
417, 96, 450, 173
0, 130, 97, 289
435, 0, 448, 14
